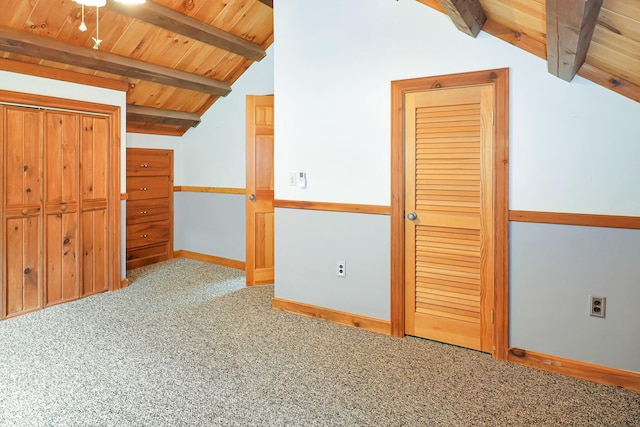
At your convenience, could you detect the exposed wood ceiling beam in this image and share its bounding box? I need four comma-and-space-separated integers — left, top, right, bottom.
546, 0, 604, 82
438, 0, 486, 38
257, 0, 273, 8
0, 26, 231, 96
0, 58, 130, 92
127, 105, 201, 128
105, 0, 266, 62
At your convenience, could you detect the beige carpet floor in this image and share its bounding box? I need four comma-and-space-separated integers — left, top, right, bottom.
0, 257, 638, 426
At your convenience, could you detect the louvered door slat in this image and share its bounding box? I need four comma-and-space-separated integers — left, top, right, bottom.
417, 273, 479, 288
417, 307, 481, 323
417, 294, 480, 311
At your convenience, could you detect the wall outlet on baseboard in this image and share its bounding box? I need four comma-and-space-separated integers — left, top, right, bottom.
336, 261, 346, 278
590, 296, 606, 318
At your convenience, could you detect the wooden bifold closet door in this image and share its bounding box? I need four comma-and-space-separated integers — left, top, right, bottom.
45, 111, 81, 305
2, 107, 44, 316
1, 104, 112, 319
79, 115, 110, 297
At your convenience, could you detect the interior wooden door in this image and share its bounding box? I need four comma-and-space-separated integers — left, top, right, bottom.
44, 111, 80, 306
80, 115, 110, 296
2, 106, 44, 318
246, 95, 274, 286
404, 85, 495, 352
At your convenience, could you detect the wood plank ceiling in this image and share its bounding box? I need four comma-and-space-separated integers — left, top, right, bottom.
418, 0, 640, 103
0, 1, 637, 137
0, 0, 273, 135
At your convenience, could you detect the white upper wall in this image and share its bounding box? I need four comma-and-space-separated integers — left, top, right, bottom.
0, 70, 127, 191
274, 0, 640, 215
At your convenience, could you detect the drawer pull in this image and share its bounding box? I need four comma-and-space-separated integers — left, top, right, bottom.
61, 205, 67, 212
140, 187, 148, 191
21, 209, 28, 215
141, 234, 148, 238
141, 211, 148, 214
141, 163, 150, 168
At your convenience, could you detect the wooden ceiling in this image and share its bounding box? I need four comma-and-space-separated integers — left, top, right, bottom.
0, 0, 273, 136
0, 1, 637, 136
418, 0, 640, 103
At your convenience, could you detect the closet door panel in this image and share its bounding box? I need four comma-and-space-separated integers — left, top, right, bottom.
3, 107, 43, 317
80, 116, 109, 296
45, 112, 80, 306
5, 216, 41, 316
82, 209, 108, 296
81, 116, 108, 200
45, 112, 78, 204
5, 108, 42, 207
45, 212, 79, 305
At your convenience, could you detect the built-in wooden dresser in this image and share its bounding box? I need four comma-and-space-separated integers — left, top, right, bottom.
126, 148, 173, 270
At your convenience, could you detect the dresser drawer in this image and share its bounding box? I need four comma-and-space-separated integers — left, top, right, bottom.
127, 149, 172, 176
127, 176, 171, 200
126, 198, 170, 225
126, 243, 171, 270
126, 221, 171, 249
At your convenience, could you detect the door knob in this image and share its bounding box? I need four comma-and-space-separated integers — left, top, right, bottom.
407, 212, 417, 221
248, 194, 256, 201
61, 205, 67, 212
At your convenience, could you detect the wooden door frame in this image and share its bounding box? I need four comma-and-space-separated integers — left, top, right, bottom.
0, 89, 122, 303
390, 69, 510, 360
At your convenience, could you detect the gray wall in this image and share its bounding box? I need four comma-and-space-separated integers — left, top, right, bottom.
510, 222, 640, 372
174, 192, 246, 262
274, 208, 390, 320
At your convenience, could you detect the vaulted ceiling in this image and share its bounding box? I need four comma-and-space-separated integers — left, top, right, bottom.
0, 0, 273, 136
0, 1, 637, 137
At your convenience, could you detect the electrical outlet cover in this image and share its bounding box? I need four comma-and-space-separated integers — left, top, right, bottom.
590, 296, 606, 318
336, 261, 346, 278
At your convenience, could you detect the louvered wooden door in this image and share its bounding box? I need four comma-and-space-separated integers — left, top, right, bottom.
2, 106, 44, 317
404, 85, 494, 352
